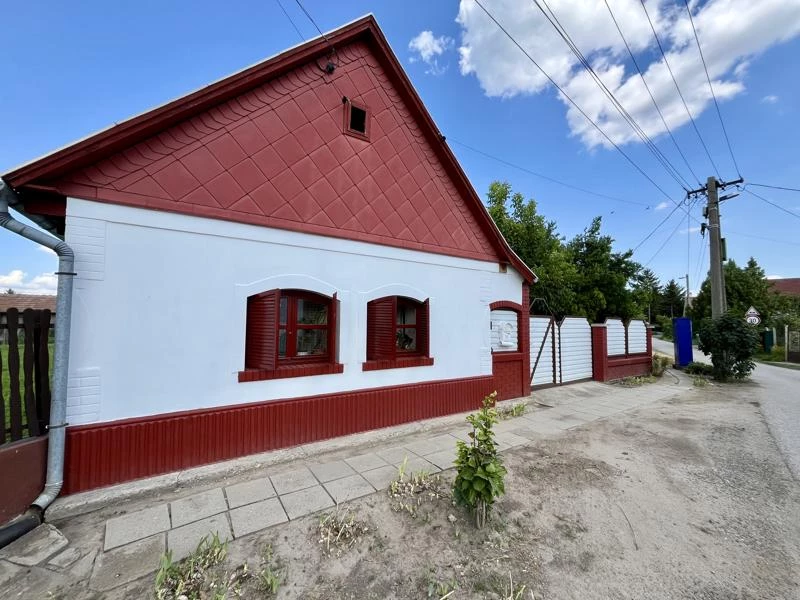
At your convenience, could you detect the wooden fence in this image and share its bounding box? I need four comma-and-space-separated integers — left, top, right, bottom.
1, 309, 53, 445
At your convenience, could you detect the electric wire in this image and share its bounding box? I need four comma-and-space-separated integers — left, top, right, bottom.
449, 138, 651, 208
645, 207, 687, 266
603, 0, 701, 186
748, 183, 800, 193
533, 0, 692, 191
275, 0, 305, 42
744, 188, 800, 221
682, 0, 742, 177
632, 199, 685, 252
639, 0, 721, 179
472, 0, 682, 211
693, 233, 708, 289
293, 0, 331, 42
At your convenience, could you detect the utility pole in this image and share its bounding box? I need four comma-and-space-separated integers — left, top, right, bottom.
689, 176, 743, 319
683, 273, 689, 317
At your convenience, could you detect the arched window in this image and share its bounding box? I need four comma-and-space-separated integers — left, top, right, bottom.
364, 296, 432, 370
241, 289, 341, 381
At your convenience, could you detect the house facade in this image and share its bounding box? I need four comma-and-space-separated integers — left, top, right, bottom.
3, 16, 534, 493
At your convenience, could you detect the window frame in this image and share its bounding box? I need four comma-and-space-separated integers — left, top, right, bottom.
343, 98, 370, 141
278, 290, 333, 365
363, 295, 433, 371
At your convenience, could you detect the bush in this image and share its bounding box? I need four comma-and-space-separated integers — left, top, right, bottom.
652, 353, 671, 377
697, 313, 759, 381
453, 392, 506, 529
758, 345, 785, 362
685, 362, 713, 376
656, 315, 673, 341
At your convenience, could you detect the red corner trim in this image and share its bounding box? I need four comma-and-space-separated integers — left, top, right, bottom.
362, 356, 434, 371
3, 15, 534, 283
489, 300, 523, 312
238, 362, 344, 382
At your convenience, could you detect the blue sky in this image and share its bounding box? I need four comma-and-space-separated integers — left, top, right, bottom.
2, 0, 799, 294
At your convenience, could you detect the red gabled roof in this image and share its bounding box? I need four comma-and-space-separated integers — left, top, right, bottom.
0, 294, 56, 312
3, 15, 534, 282
770, 278, 800, 297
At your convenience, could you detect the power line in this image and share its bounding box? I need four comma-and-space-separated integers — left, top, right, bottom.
293, 0, 329, 42
639, 0, 721, 179
533, 0, 692, 191
748, 182, 800, 193
726, 229, 800, 247
449, 138, 651, 208
632, 199, 686, 252
645, 208, 687, 266
472, 0, 681, 210
693, 232, 707, 288
744, 188, 800, 221
682, 0, 742, 177
603, 0, 701, 186
275, 0, 304, 42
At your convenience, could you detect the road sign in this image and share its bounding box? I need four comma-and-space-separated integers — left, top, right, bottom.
746, 315, 761, 325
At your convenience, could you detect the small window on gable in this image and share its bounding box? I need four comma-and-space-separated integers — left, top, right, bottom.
344, 99, 369, 139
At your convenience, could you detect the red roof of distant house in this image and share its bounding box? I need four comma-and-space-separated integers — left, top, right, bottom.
0, 294, 56, 312
1, 15, 534, 283
770, 278, 800, 297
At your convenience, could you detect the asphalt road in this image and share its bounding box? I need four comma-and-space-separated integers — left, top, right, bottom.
653, 336, 800, 480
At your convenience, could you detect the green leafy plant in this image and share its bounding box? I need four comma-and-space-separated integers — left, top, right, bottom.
685, 361, 714, 376
154, 533, 228, 600
256, 545, 284, 596
388, 458, 449, 519
453, 392, 507, 528
697, 312, 760, 381
655, 315, 674, 341
497, 402, 526, 420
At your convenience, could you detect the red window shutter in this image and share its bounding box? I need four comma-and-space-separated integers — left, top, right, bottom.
329, 292, 338, 364
245, 289, 280, 370
417, 299, 430, 357
367, 297, 395, 360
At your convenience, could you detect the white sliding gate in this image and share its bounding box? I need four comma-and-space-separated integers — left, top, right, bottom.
530, 316, 593, 387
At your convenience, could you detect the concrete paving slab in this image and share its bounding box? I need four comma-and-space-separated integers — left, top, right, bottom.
507, 426, 542, 440
280, 485, 334, 520
308, 460, 357, 483
398, 456, 440, 475
170, 487, 228, 528
0, 523, 68, 566
361, 465, 399, 490
47, 545, 82, 568
104, 504, 170, 551
225, 477, 276, 509
375, 445, 418, 464
323, 474, 375, 503
344, 452, 388, 472
425, 448, 458, 470
404, 434, 456, 456
495, 432, 530, 448
167, 514, 231, 561
270, 466, 318, 495
90, 533, 164, 592
229, 497, 287, 538
0, 559, 23, 586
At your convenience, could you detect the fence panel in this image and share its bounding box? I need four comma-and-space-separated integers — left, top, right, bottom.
529, 316, 556, 387
6, 309, 23, 441
559, 317, 592, 383
627, 320, 648, 354
606, 318, 626, 356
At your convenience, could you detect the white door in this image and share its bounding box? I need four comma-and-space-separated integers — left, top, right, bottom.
559, 317, 593, 383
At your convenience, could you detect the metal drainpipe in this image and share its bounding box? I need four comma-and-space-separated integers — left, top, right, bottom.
0, 181, 74, 546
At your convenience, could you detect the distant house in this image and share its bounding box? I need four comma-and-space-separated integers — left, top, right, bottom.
0, 294, 56, 344
2, 16, 534, 494
770, 278, 800, 298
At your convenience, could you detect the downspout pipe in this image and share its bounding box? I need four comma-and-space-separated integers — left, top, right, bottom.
0, 181, 74, 546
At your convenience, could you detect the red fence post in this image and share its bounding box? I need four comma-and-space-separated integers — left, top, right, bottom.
591, 324, 609, 382
646, 325, 653, 357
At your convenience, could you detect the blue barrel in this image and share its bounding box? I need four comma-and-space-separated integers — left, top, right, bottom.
673, 317, 694, 367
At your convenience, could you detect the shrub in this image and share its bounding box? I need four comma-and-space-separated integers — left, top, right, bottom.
656, 315, 674, 341
758, 345, 785, 362
697, 313, 759, 381
652, 353, 671, 377
453, 392, 506, 529
685, 362, 713, 376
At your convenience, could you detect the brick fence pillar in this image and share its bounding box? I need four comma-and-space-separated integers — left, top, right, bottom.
646, 325, 654, 356
521, 284, 531, 397
591, 323, 609, 382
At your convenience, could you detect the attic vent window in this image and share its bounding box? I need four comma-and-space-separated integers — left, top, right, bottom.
343, 99, 369, 139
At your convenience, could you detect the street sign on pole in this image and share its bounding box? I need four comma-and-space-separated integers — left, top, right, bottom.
745, 306, 761, 326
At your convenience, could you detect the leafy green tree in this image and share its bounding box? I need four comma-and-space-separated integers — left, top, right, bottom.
691, 258, 779, 325
632, 268, 661, 322
566, 217, 641, 322
659, 279, 685, 318
4, 288, 15, 294
487, 182, 577, 317
697, 312, 759, 381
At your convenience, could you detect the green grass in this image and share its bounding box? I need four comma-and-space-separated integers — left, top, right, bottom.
1, 342, 54, 443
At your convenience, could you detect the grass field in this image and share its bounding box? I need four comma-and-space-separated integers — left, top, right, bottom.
1, 343, 54, 442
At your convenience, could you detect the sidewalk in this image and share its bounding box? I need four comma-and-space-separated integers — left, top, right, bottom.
0, 376, 690, 596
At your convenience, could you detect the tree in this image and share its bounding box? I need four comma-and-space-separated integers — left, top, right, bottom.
4, 288, 15, 295
697, 313, 759, 381
566, 217, 641, 322
487, 182, 578, 317
691, 257, 779, 325
660, 279, 685, 318
632, 268, 661, 322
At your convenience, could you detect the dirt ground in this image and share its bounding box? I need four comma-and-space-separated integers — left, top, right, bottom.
78, 383, 798, 600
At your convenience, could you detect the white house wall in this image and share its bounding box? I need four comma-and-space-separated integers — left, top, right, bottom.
64, 198, 524, 425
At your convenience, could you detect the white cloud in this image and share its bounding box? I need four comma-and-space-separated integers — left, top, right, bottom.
680, 226, 701, 234
409, 30, 455, 75
761, 94, 779, 104
654, 201, 670, 210
765, 274, 783, 279
38, 246, 57, 256
457, 0, 800, 149
0, 269, 57, 295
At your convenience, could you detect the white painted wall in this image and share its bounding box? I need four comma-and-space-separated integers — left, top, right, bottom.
606, 318, 626, 356
64, 199, 524, 425
559, 317, 592, 383
627, 320, 648, 354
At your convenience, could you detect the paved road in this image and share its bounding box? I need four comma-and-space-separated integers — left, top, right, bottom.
653, 336, 800, 479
